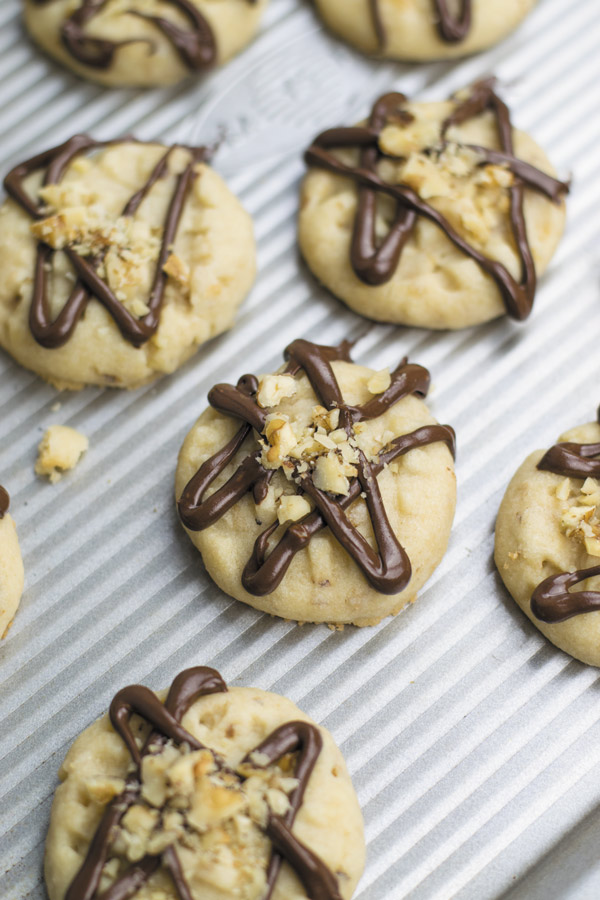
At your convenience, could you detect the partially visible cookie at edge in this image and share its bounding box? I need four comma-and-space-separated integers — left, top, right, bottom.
312, 0, 538, 60
495, 412, 600, 667
0, 486, 25, 639
24, 0, 269, 88
45, 665, 365, 900
0, 136, 256, 390
300, 79, 568, 330
176, 337, 456, 626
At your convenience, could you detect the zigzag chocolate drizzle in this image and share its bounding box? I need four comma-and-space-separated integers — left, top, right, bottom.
4, 136, 208, 349
304, 79, 569, 321
531, 409, 600, 623
65, 666, 341, 900
0, 487, 9, 519
368, 0, 471, 49
178, 338, 456, 597
30, 0, 256, 72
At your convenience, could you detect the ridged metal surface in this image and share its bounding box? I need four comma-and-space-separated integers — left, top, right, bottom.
1, 1, 599, 897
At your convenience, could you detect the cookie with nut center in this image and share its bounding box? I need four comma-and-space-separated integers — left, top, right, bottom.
495, 419, 600, 667
0, 487, 24, 639
44, 666, 365, 900
312, 0, 538, 60
0, 138, 256, 389
24, 0, 269, 88
300, 81, 567, 330
176, 338, 456, 626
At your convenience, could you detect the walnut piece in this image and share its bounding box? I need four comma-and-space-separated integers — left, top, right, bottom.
277, 494, 311, 524
256, 374, 297, 409
367, 368, 392, 395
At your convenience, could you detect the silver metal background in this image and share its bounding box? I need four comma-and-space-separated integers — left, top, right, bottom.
1, 1, 600, 897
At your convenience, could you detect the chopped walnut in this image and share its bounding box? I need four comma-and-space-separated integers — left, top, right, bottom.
313, 451, 358, 496
277, 494, 311, 524
400, 153, 454, 200
367, 368, 392, 395
256, 374, 297, 409
99, 737, 302, 900
263, 416, 297, 465
379, 118, 441, 158
558, 477, 600, 558
312, 405, 340, 431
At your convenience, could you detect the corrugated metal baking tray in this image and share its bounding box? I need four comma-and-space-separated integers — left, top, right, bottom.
1, 0, 600, 897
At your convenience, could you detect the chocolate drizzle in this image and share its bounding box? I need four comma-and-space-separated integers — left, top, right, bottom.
531, 566, 600, 624
31, 0, 256, 72
4, 136, 208, 349
368, 0, 471, 49
537, 407, 600, 479
0, 487, 9, 519
64, 666, 341, 900
304, 80, 569, 321
530, 410, 600, 623
178, 338, 456, 597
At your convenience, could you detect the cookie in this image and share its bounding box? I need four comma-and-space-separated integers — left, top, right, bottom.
312, 0, 538, 60
300, 79, 568, 330
45, 665, 365, 900
0, 136, 256, 390
176, 337, 456, 626
495, 412, 600, 667
0, 487, 25, 639
24, 0, 269, 88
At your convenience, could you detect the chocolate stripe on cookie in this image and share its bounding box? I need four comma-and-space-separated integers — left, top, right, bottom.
4, 136, 209, 349
242, 720, 330, 899
305, 79, 569, 321
532, 566, 600, 624
64, 666, 341, 900
0, 487, 9, 519
368, 0, 471, 49
178, 338, 456, 596
537, 408, 600, 477
31, 0, 256, 71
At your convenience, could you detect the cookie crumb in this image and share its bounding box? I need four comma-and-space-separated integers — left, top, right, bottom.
35, 425, 88, 483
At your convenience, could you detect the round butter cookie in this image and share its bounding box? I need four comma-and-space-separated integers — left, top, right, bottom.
300, 79, 568, 330
0, 136, 256, 390
176, 337, 456, 626
495, 412, 600, 667
24, 0, 269, 88
312, 0, 537, 60
45, 665, 365, 900
0, 487, 25, 639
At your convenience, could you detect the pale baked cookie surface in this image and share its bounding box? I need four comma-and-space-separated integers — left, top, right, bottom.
495, 420, 600, 667
45, 666, 365, 900
300, 81, 567, 330
313, 0, 537, 60
176, 338, 456, 626
24, 0, 269, 88
0, 487, 25, 639
0, 138, 256, 390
